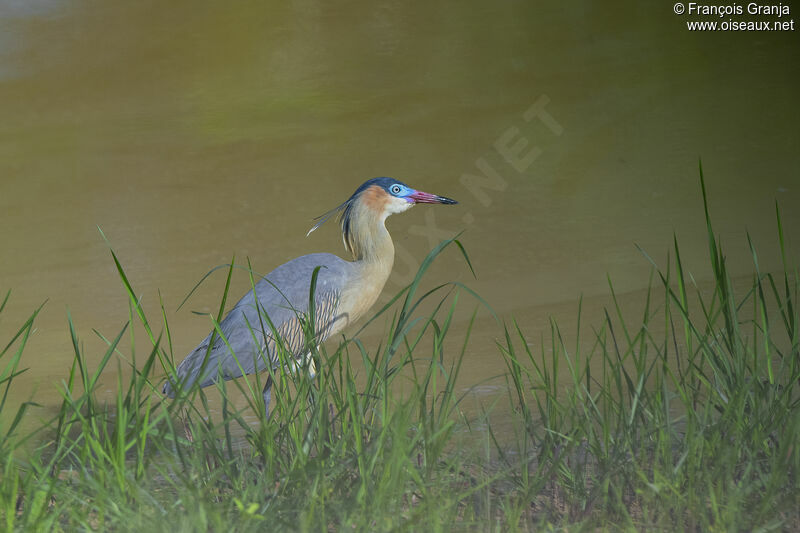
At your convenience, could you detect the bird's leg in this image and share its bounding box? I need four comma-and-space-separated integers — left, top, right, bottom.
285, 350, 317, 379
286, 350, 319, 417
266, 349, 319, 421
306, 349, 318, 380
262, 374, 273, 419
304, 349, 319, 414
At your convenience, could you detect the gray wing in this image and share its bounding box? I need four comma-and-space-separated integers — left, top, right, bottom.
163, 253, 352, 397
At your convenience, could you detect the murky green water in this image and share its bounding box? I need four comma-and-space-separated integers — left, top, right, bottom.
1, 1, 798, 420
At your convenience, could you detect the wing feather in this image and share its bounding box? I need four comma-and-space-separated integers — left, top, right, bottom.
163, 253, 351, 396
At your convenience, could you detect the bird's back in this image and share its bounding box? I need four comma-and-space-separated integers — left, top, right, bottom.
163, 253, 353, 396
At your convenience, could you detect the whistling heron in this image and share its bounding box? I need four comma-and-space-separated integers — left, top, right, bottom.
162, 177, 457, 413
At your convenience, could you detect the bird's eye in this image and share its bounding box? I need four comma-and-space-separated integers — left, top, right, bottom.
390, 184, 402, 195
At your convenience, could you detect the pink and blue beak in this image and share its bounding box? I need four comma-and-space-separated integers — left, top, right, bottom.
408, 189, 458, 205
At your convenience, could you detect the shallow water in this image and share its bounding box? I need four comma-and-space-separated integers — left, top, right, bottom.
1, 1, 798, 422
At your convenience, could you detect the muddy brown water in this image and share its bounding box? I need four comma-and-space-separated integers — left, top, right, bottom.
1, 2, 798, 431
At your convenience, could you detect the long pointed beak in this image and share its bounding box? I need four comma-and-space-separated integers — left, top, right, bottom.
408, 190, 458, 205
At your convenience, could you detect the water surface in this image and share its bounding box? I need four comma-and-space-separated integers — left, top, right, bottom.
1, 1, 798, 420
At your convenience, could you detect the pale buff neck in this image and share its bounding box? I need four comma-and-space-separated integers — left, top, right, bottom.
345, 201, 395, 274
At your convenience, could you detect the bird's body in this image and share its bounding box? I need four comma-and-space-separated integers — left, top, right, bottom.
163, 177, 456, 412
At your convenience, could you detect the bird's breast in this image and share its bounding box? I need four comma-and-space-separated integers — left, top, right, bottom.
340, 260, 393, 325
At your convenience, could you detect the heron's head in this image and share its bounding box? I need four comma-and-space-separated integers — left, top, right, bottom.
355, 177, 458, 218
307, 177, 457, 239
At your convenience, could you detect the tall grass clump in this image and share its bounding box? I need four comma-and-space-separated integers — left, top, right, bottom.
0, 165, 798, 531
495, 165, 799, 530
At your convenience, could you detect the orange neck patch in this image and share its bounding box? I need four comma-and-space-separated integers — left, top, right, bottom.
359, 185, 390, 216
